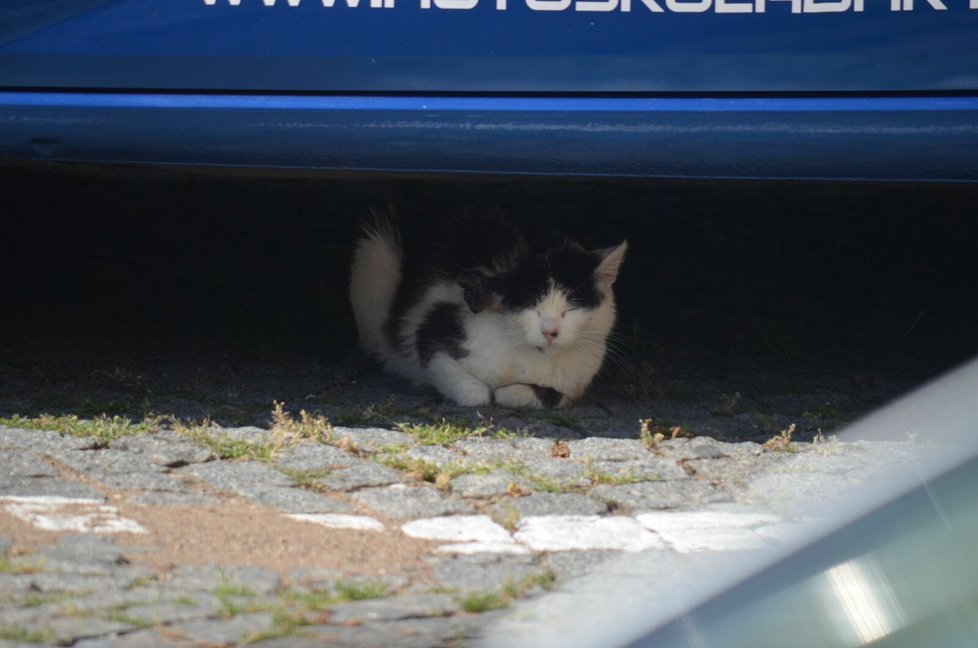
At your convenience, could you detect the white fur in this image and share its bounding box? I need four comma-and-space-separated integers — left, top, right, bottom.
349, 219, 401, 361
350, 228, 626, 409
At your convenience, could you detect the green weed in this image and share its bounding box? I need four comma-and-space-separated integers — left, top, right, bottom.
461, 569, 557, 614
0, 626, 55, 644
460, 591, 509, 613
0, 556, 44, 575
334, 579, 388, 601
0, 413, 157, 442
763, 423, 797, 453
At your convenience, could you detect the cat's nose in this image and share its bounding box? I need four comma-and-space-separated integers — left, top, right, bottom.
543, 329, 559, 342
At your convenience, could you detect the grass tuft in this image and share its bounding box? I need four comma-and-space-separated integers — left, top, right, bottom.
763, 423, 797, 453
172, 403, 332, 463
460, 591, 509, 613
334, 579, 388, 601
460, 569, 558, 614
0, 626, 55, 644
639, 419, 690, 450
495, 462, 563, 493
396, 417, 518, 446
0, 556, 45, 575
0, 413, 157, 442
270, 401, 333, 445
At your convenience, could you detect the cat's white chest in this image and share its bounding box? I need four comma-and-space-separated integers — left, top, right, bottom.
459, 313, 600, 398
459, 313, 519, 385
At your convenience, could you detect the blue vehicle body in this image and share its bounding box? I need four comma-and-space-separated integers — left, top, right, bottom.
2, 0, 977, 179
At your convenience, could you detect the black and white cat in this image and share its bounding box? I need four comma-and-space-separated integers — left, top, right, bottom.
349, 210, 626, 409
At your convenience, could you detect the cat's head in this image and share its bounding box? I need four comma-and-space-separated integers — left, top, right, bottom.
462, 239, 627, 353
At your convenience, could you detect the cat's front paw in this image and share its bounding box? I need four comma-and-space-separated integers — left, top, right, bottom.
494, 384, 567, 409
447, 381, 492, 407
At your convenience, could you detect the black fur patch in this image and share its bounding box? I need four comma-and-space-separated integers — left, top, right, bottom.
502, 242, 604, 311
382, 211, 525, 351
457, 270, 494, 313
531, 385, 564, 409
416, 302, 467, 366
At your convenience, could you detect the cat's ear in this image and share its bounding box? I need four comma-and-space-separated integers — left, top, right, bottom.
457, 270, 495, 313
593, 241, 628, 287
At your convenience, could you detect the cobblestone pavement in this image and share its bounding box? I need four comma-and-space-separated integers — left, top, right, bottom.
0, 355, 935, 648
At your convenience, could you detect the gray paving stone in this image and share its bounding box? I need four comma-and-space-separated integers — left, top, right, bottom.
405, 445, 463, 466
513, 459, 591, 490
120, 596, 224, 626
125, 492, 222, 506
588, 458, 688, 481
684, 456, 767, 486
735, 471, 863, 514
1, 452, 58, 479
542, 550, 620, 579
110, 430, 215, 467
688, 436, 730, 459
162, 564, 281, 594
287, 572, 408, 599
590, 480, 729, 512
287, 566, 345, 587
0, 426, 99, 451
244, 484, 350, 514
450, 472, 514, 498
351, 484, 474, 518
0, 587, 203, 626
327, 593, 458, 623
431, 554, 538, 591
38, 534, 126, 565
47, 449, 164, 476
657, 438, 764, 461
178, 459, 295, 492
166, 612, 276, 645
178, 459, 349, 511
490, 493, 607, 518
272, 441, 357, 472
206, 425, 272, 444
0, 477, 104, 499
313, 460, 401, 491
0, 603, 57, 627
91, 470, 185, 492
73, 628, 186, 647
43, 616, 135, 645
265, 614, 505, 648
247, 638, 328, 648
453, 440, 525, 465
20, 573, 138, 594
330, 426, 415, 451
0, 574, 39, 598
566, 438, 648, 462
512, 437, 567, 458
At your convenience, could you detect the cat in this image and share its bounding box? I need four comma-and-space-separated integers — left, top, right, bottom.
349, 209, 627, 409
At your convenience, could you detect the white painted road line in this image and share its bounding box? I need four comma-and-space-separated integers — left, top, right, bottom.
286, 513, 386, 531
514, 515, 665, 552
401, 515, 514, 543
0, 495, 147, 534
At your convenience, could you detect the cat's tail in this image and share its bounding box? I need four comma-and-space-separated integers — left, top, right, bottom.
350, 208, 401, 362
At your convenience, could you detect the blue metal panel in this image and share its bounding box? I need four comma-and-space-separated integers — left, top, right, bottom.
2, 91, 977, 180
1, 0, 977, 92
